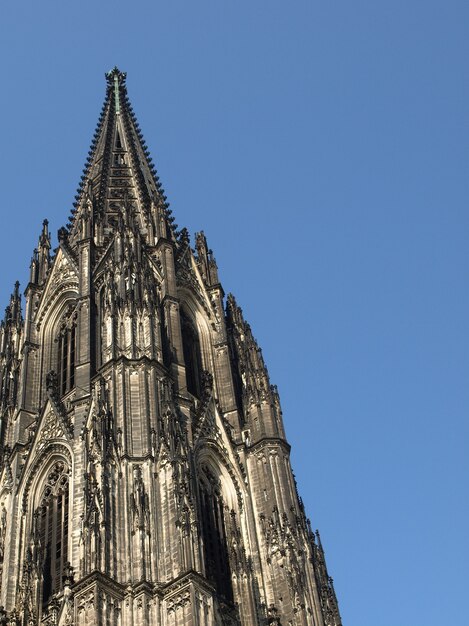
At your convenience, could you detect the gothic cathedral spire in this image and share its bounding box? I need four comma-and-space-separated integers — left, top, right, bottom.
0, 69, 341, 626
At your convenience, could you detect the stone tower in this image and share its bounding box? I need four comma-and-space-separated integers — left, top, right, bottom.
0, 68, 341, 626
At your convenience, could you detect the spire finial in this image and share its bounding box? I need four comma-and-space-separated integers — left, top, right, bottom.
105, 67, 126, 113
105, 66, 126, 86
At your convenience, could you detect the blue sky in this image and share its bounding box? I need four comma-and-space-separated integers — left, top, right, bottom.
1, 2, 468, 624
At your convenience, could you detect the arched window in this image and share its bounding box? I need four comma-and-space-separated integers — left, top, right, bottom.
57, 316, 76, 396
180, 310, 203, 398
35, 461, 70, 607
199, 465, 233, 603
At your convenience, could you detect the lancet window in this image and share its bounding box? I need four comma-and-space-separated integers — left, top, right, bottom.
181, 310, 203, 398
57, 314, 76, 396
34, 461, 70, 607
199, 465, 233, 603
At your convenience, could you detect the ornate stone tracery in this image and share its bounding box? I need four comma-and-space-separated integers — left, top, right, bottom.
0, 69, 341, 626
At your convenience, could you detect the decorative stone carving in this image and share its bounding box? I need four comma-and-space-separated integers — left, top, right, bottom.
130, 466, 149, 534
37, 410, 65, 452
0, 69, 342, 626
0, 503, 6, 563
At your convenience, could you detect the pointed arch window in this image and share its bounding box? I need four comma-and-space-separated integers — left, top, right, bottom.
34, 461, 70, 607
57, 317, 76, 396
115, 129, 123, 150
199, 465, 233, 603
180, 311, 203, 398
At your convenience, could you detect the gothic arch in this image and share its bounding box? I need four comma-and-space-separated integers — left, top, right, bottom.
195, 443, 244, 512
195, 454, 237, 604
36, 277, 79, 331
179, 297, 215, 370
180, 307, 203, 397
38, 291, 79, 401
16, 446, 73, 616
39, 289, 78, 330
34, 460, 71, 604
21, 443, 73, 514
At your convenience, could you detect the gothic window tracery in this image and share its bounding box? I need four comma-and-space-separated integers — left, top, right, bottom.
56, 313, 76, 396
199, 465, 233, 603
34, 460, 70, 608
181, 310, 203, 398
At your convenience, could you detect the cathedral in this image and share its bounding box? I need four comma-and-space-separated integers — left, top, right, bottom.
0, 68, 341, 626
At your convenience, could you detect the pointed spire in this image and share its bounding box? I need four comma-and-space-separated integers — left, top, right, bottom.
0, 282, 23, 425
66, 68, 171, 250
37, 219, 51, 284
39, 219, 50, 249
29, 248, 39, 285
29, 220, 51, 285
195, 231, 219, 286
1, 281, 22, 329
312, 530, 343, 626
9, 281, 22, 327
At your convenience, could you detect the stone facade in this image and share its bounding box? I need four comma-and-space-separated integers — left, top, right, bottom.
0, 68, 341, 626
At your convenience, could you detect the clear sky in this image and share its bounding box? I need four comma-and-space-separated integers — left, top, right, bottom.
1, 2, 468, 624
